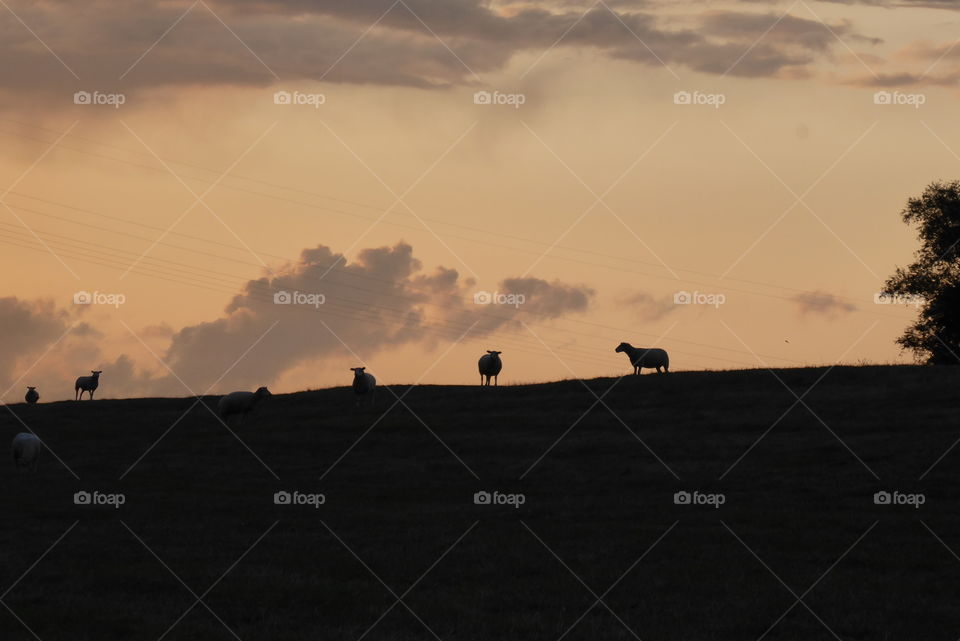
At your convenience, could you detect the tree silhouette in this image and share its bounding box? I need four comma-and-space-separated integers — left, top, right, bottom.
883, 181, 960, 364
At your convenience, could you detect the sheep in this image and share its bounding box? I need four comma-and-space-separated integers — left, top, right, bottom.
217, 387, 271, 426
350, 367, 376, 407
75, 370, 102, 400
24, 387, 39, 404
615, 342, 669, 375
12, 433, 41, 472
478, 350, 502, 386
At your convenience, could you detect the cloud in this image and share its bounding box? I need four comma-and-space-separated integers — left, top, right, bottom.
619, 291, 676, 321
792, 291, 857, 318
0, 0, 884, 103
0, 297, 74, 390
0, 296, 113, 399
152, 241, 594, 394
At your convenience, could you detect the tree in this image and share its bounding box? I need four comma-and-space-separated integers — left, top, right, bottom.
883, 181, 960, 364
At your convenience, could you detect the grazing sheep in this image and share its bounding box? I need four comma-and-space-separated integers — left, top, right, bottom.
12, 433, 41, 472
350, 367, 376, 407
615, 342, 669, 375
75, 370, 102, 400
478, 350, 503, 386
217, 387, 271, 426
24, 387, 39, 404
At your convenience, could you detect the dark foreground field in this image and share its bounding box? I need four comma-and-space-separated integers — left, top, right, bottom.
4, 365, 960, 640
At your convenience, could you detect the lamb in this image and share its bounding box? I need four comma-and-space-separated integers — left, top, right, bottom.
478, 350, 502, 386
615, 342, 669, 375
217, 387, 271, 425
350, 367, 376, 407
75, 370, 102, 400
24, 387, 39, 404
12, 433, 41, 472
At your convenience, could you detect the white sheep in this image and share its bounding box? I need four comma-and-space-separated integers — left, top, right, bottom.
217, 387, 271, 425
351, 367, 376, 407
478, 350, 502, 386
615, 342, 669, 375
12, 433, 41, 472
24, 387, 39, 404
75, 370, 102, 400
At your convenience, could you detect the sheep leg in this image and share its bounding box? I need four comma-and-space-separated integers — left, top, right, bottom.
494, 375, 498, 386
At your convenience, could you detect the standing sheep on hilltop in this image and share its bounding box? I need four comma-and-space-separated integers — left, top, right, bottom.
217, 387, 272, 426
12, 433, 41, 472
351, 367, 376, 407
615, 342, 669, 375
478, 350, 502, 386
24, 387, 39, 404
75, 370, 102, 400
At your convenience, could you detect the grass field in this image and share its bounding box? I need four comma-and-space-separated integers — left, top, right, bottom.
4, 365, 960, 640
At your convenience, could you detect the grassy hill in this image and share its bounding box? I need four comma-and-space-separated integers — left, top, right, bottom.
3, 365, 960, 640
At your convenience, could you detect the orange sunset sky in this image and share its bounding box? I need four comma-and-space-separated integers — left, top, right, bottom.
1, 0, 958, 400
